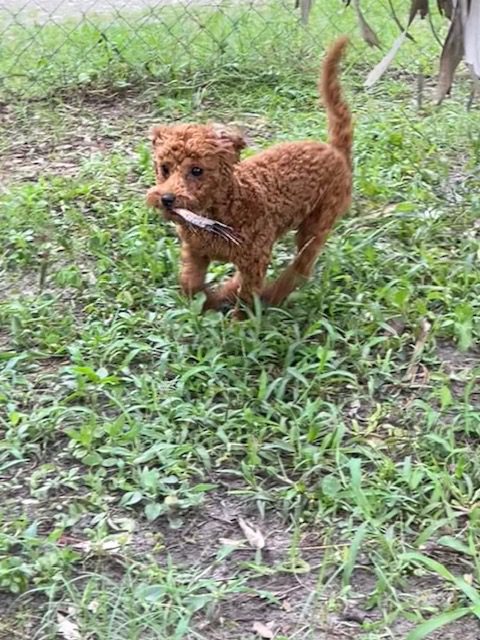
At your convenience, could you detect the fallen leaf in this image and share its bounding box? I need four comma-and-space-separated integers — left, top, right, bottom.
218, 537, 245, 547
252, 621, 275, 638
353, 0, 381, 48
386, 0, 416, 40
69, 533, 132, 554
107, 517, 136, 533
437, 0, 454, 19
99, 533, 132, 552
298, 0, 315, 25
406, 318, 431, 380
347, 398, 362, 417
343, 605, 370, 624
57, 613, 81, 640
464, 0, 480, 77
87, 599, 99, 613
238, 517, 265, 550
365, 436, 386, 449
364, 31, 409, 87
408, 0, 429, 24
364, 0, 434, 88
436, 1, 465, 104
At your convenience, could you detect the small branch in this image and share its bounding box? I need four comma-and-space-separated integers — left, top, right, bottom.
428, 8, 443, 47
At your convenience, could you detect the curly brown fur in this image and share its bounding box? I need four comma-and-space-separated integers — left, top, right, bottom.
146, 36, 352, 319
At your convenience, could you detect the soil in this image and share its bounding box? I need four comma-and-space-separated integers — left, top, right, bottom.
2, 94, 480, 640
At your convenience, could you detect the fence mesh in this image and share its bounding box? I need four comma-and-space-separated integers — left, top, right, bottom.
0, 0, 451, 101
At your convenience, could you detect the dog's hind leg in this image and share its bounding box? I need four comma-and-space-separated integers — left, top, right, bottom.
232, 261, 269, 319
203, 271, 241, 311
261, 209, 338, 307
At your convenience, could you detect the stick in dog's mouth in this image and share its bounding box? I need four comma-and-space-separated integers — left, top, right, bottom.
171, 208, 242, 246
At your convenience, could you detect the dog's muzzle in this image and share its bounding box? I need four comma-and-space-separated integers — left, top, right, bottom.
146, 187, 161, 208
160, 193, 176, 209
146, 188, 176, 218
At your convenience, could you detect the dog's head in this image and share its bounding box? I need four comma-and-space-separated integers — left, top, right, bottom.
146, 123, 246, 216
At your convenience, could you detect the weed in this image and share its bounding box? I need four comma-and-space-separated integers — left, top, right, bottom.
1, 5, 479, 639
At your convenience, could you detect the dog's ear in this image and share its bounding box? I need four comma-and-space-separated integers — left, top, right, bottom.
150, 125, 167, 144
212, 124, 247, 156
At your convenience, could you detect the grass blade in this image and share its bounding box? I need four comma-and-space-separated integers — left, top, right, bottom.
406, 607, 471, 640
342, 522, 368, 587
402, 552, 480, 608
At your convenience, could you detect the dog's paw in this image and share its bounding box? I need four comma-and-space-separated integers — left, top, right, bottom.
231, 306, 248, 321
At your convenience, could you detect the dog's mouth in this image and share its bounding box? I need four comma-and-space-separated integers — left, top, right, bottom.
146, 188, 241, 245
160, 206, 176, 221
170, 207, 242, 246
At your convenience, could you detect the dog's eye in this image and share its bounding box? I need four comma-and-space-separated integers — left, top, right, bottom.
161, 164, 170, 178
190, 167, 203, 177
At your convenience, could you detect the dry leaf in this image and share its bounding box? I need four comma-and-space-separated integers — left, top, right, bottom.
219, 537, 245, 547
366, 436, 386, 449
99, 533, 132, 552
406, 318, 431, 381
353, 0, 381, 48
408, 0, 429, 25
252, 621, 275, 638
70, 533, 132, 554
298, 0, 315, 25
364, 32, 409, 87
437, 0, 454, 19
365, 0, 464, 89
87, 599, 99, 613
238, 517, 265, 550
466, 71, 480, 109
464, 0, 480, 76
107, 516, 136, 532
343, 605, 369, 624
387, 0, 416, 41
412, 318, 431, 358
57, 613, 81, 640
347, 398, 362, 417
408, 361, 431, 385
436, 1, 465, 104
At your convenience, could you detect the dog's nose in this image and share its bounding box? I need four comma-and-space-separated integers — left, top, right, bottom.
161, 193, 176, 209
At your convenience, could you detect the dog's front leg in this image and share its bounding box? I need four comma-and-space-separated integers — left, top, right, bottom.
179, 242, 210, 299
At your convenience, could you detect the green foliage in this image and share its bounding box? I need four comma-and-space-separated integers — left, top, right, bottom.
0, 0, 445, 100
0, 12, 479, 638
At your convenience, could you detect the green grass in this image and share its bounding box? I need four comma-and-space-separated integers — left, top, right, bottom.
1, 0, 449, 100
1, 5, 480, 640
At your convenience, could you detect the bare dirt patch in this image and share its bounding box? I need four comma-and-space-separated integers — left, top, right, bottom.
4, 481, 480, 640
2, 89, 479, 640
0, 95, 155, 186
437, 341, 480, 408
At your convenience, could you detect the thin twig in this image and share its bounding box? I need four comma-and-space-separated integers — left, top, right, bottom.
387, 0, 415, 41
428, 8, 443, 47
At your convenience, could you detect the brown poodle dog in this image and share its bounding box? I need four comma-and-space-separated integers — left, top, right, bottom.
146, 36, 352, 319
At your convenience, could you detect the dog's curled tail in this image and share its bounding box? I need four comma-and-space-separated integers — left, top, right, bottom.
320, 36, 352, 166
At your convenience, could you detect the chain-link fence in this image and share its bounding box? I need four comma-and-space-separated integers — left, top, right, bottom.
0, 0, 449, 101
